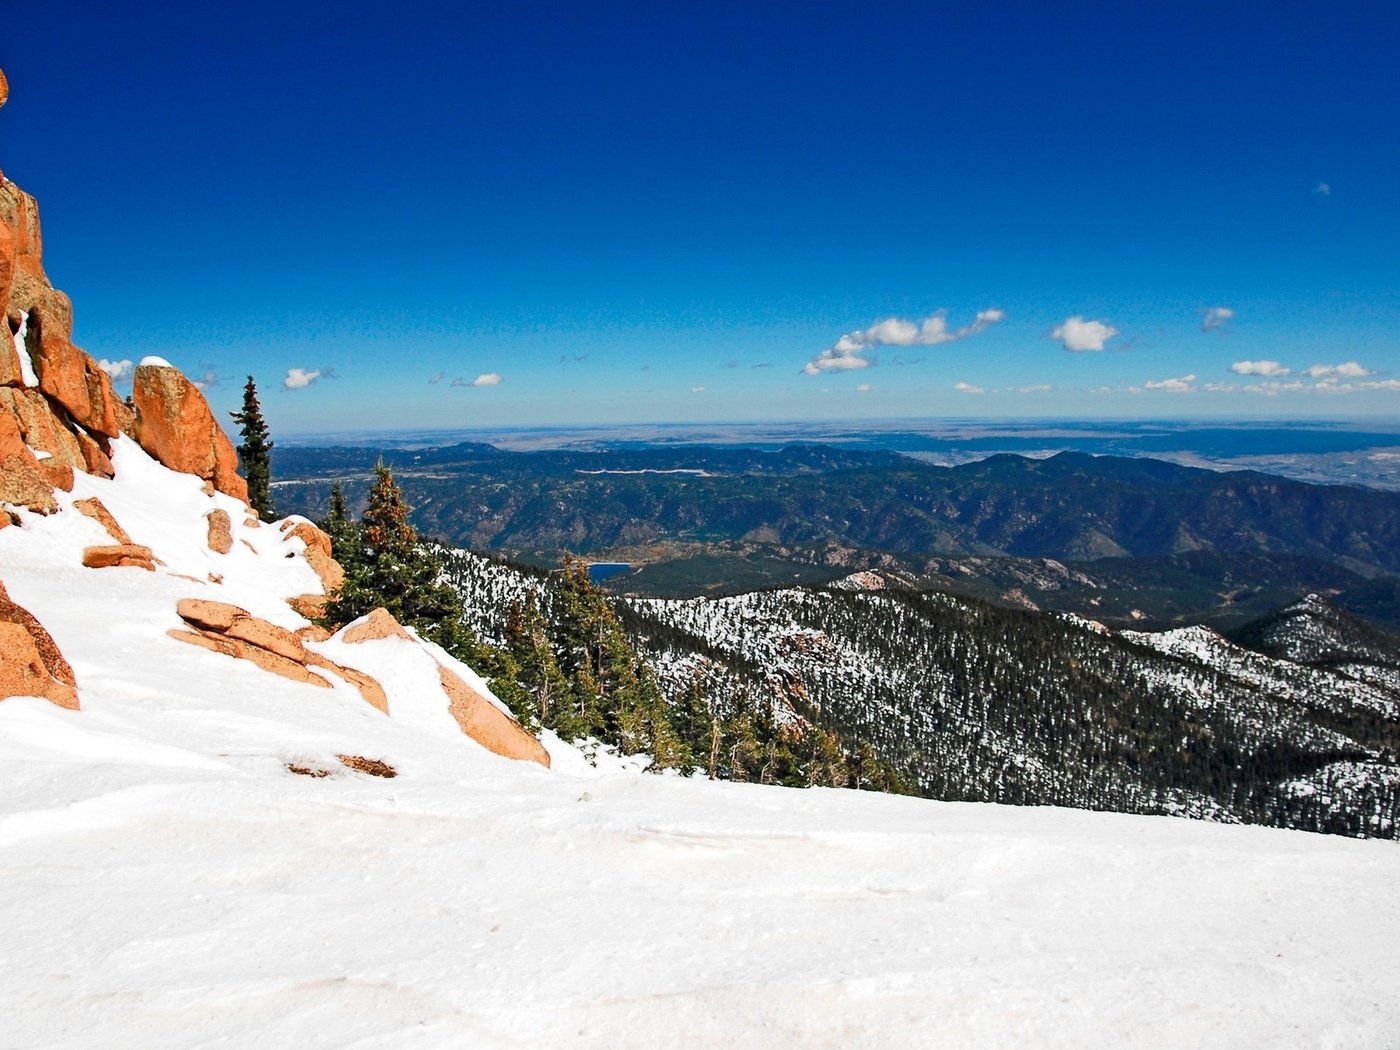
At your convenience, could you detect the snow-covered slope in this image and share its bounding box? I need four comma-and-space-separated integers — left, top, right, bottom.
3, 443, 1400, 1048
4, 697, 1400, 1048
0, 437, 536, 764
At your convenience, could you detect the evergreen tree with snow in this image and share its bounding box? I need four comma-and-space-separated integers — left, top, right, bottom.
324, 482, 359, 571
322, 463, 470, 653
230, 376, 275, 521
505, 593, 572, 731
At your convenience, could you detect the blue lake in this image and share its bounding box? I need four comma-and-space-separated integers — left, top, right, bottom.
587, 562, 632, 583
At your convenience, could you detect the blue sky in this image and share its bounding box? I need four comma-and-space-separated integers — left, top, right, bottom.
4, 1, 1398, 433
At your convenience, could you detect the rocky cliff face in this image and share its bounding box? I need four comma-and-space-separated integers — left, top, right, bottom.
0, 175, 246, 505
0, 79, 547, 767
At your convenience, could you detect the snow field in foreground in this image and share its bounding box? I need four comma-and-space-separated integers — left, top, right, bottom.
4, 684, 1397, 1050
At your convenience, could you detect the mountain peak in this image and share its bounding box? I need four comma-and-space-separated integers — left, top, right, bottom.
1229, 591, 1400, 667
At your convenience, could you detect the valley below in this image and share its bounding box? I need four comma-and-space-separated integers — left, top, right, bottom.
272, 435, 1400, 631
273, 435, 1400, 841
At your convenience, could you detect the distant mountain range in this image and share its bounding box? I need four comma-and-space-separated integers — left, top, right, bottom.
273, 442, 1400, 626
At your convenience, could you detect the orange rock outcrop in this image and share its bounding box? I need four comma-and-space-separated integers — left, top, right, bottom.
132, 362, 248, 503
339, 606, 414, 644
0, 409, 55, 513
0, 161, 248, 516
0, 579, 78, 709
74, 497, 132, 544
82, 544, 158, 571
436, 663, 551, 767
172, 598, 389, 713
206, 509, 233, 554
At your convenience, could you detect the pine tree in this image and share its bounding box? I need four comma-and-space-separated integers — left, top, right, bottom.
327, 481, 349, 533
672, 675, 715, 775
324, 482, 359, 572
230, 376, 275, 521
322, 462, 469, 652
505, 594, 572, 730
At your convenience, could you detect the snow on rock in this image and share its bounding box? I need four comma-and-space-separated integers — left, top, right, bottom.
318, 610, 551, 766
11, 309, 38, 386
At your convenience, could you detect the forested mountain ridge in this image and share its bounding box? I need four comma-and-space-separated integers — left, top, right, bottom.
274, 445, 1400, 590
444, 549, 1400, 839
273, 442, 1400, 624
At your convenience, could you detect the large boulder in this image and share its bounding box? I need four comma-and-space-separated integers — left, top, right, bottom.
132, 360, 248, 503
0, 579, 78, 709
340, 607, 414, 644
82, 544, 157, 571
0, 408, 56, 513
0, 181, 47, 312
437, 663, 551, 768
172, 598, 388, 713
27, 309, 124, 438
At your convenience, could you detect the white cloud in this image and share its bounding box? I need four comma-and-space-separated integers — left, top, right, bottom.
1230, 360, 1290, 377
806, 307, 1004, 375
954, 381, 985, 394
803, 346, 872, 375
1202, 382, 1239, 392
1243, 380, 1308, 396
1015, 384, 1052, 393
1202, 306, 1234, 332
1052, 316, 1119, 352
282, 367, 321, 390
690, 386, 706, 393
1144, 373, 1197, 393
471, 373, 503, 387
1304, 361, 1372, 379
856, 383, 872, 393
1315, 181, 1331, 196
98, 358, 133, 380
1313, 378, 1400, 394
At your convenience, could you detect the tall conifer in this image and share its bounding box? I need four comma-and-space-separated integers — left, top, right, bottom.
230, 376, 275, 521
322, 463, 468, 651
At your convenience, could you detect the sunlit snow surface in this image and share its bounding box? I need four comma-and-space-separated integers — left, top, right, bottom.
2, 441, 1398, 1048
